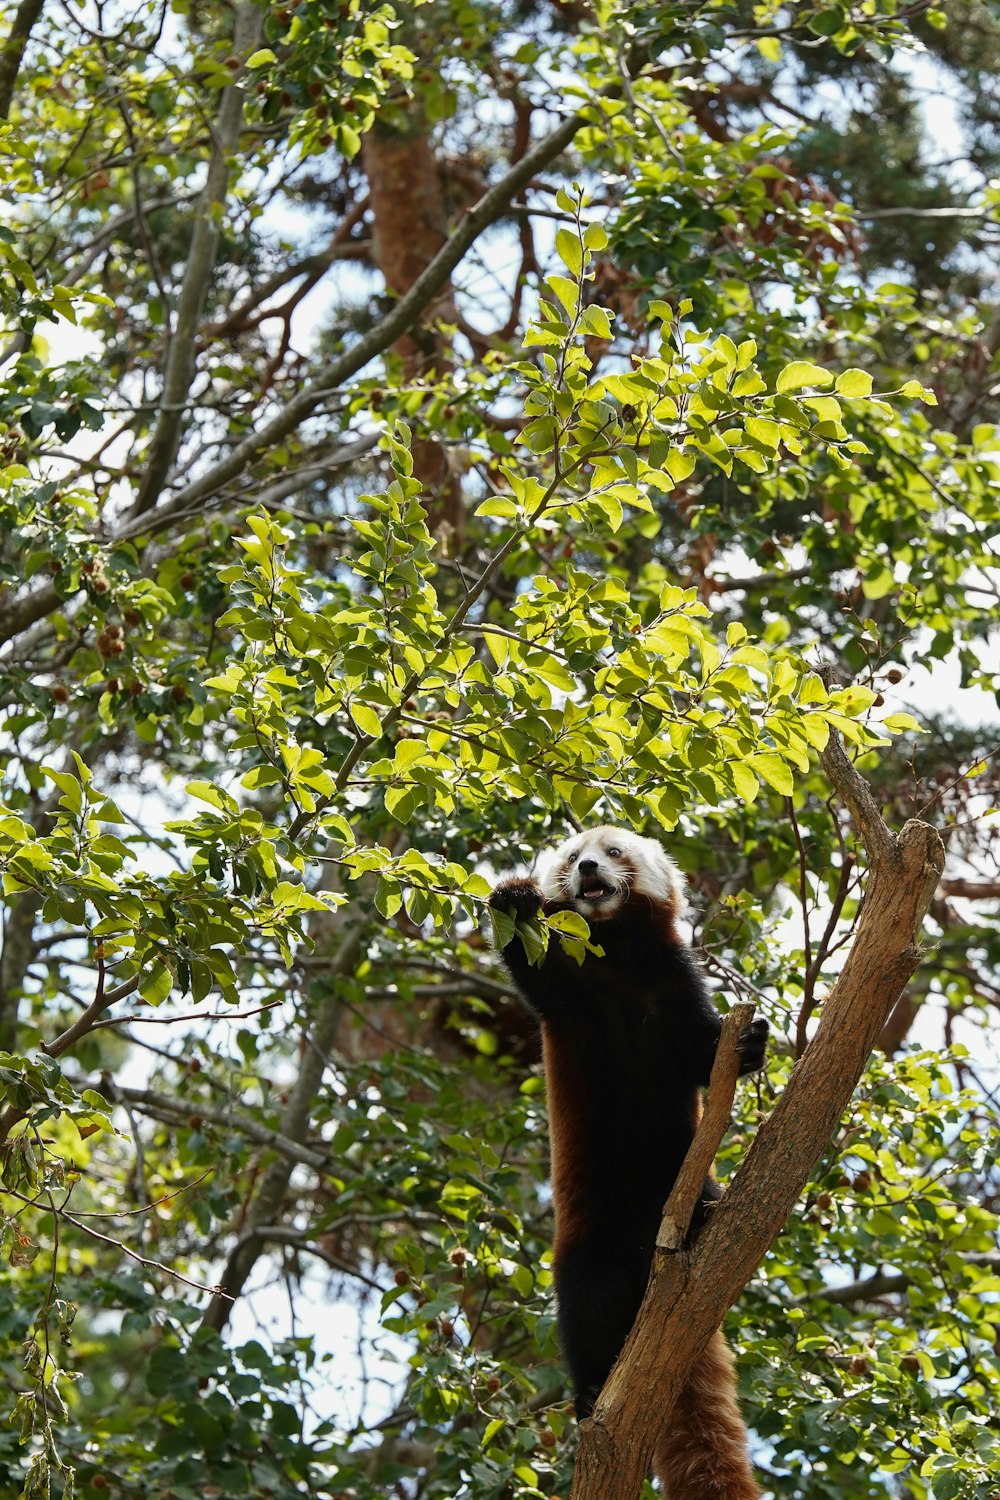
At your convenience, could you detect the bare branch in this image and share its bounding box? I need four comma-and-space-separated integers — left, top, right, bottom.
107, 1082, 334, 1172
939, 877, 1000, 900
798, 1254, 1000, 1306
39, 975, 140, 1058
200, 921, 364, 1332
244, 1225, 388, 1294
130, 102, 591, 522
4, 1185, 229, 1299
858, 204, 993, 220
0, 0, 45, 119
657, 1003, 754, 1251
129, 2, 263, 516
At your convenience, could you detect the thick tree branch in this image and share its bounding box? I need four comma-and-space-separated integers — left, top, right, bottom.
0, 107, 593, 656
657, 1003, 754, 1251
858, 204, 992, 220
570, 733, 945, 1498
129, 1, 263, 516
819, 726, 894, 863
0, 889, 41, 1050
0, 0, 44, 119
131, 102, 590, 521
0, 580, 62, 649
939, 877, 1000, 900
106, 1083, 334, 1172
799, 1253, 1000, 1306
200, 922, 363, 1331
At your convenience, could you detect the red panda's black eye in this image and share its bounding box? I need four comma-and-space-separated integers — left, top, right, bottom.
567, 853, 577, 865
608, 847, 621, 858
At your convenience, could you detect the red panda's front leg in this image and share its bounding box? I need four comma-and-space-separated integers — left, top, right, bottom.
489, 878, 572, 1017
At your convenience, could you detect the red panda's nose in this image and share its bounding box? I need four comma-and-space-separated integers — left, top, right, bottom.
578, 859, 598, 875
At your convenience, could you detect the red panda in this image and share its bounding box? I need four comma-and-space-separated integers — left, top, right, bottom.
490, 825, 766, 1499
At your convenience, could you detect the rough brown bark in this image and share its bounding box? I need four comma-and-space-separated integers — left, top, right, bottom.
363, 121, 462, 535
878, 990, 920, 1055
657, 1003, 755, 1251
0, 0, 44, 119
0, 890, 40, 1051
570, 736, 945, 1499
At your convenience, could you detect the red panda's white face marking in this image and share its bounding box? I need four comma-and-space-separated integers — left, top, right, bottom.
537, 826, 684, 923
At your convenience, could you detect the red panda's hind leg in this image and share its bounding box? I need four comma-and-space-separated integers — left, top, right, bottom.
653, 1331, 760, 1500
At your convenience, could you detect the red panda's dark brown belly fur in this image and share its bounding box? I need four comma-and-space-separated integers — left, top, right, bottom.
544, 999, 704, 1257
539, 950, 719, 1420
490, 864, 762, 1499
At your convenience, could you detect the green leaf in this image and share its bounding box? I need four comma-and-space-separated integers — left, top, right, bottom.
546, 910, 591, 939
555, 226, 583, 277
747, 752, 794, 796
744, 416, 781, 451
861, 564, 895, 600
186, 780, 238, 814
730, 760, 760, 804
139, 960, 173, 1006
798, 673, 829, 705
883, 713, 923, 733
835, 367, 874, 397
475, 495, 518, 519
899, 379, 938, 404
776, 361, 834, 394
350, 702, 383, 739
579, 304, 613, 339
546, 275, 579, 316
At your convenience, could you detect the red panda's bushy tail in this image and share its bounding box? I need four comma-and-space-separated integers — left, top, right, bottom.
653, 1330, 760, 1499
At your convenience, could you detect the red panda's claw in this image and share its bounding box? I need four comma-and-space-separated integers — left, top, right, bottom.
490, 879, 543, 921
737, 1017, 769, 1075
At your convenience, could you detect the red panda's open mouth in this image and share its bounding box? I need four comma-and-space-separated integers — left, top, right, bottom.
577, 878, 612, 902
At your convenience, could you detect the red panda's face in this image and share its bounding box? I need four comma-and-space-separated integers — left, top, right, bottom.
538, 827, 684, 924
562, 836, 632, 920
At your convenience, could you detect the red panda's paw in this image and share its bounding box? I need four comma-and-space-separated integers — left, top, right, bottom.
490, 879, 543, 921
737, 1017, 769, 1075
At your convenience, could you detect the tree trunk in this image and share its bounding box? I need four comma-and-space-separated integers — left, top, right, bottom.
363, 120, 463, 537
570, 738, 945, 1498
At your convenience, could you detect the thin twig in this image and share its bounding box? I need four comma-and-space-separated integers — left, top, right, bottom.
4, 1186, 230, 1299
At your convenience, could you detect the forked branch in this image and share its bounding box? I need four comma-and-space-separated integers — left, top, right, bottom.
570, 734, 944, 1498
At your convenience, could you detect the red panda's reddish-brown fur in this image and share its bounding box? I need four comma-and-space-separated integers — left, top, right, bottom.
491, 826, 765, 1498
